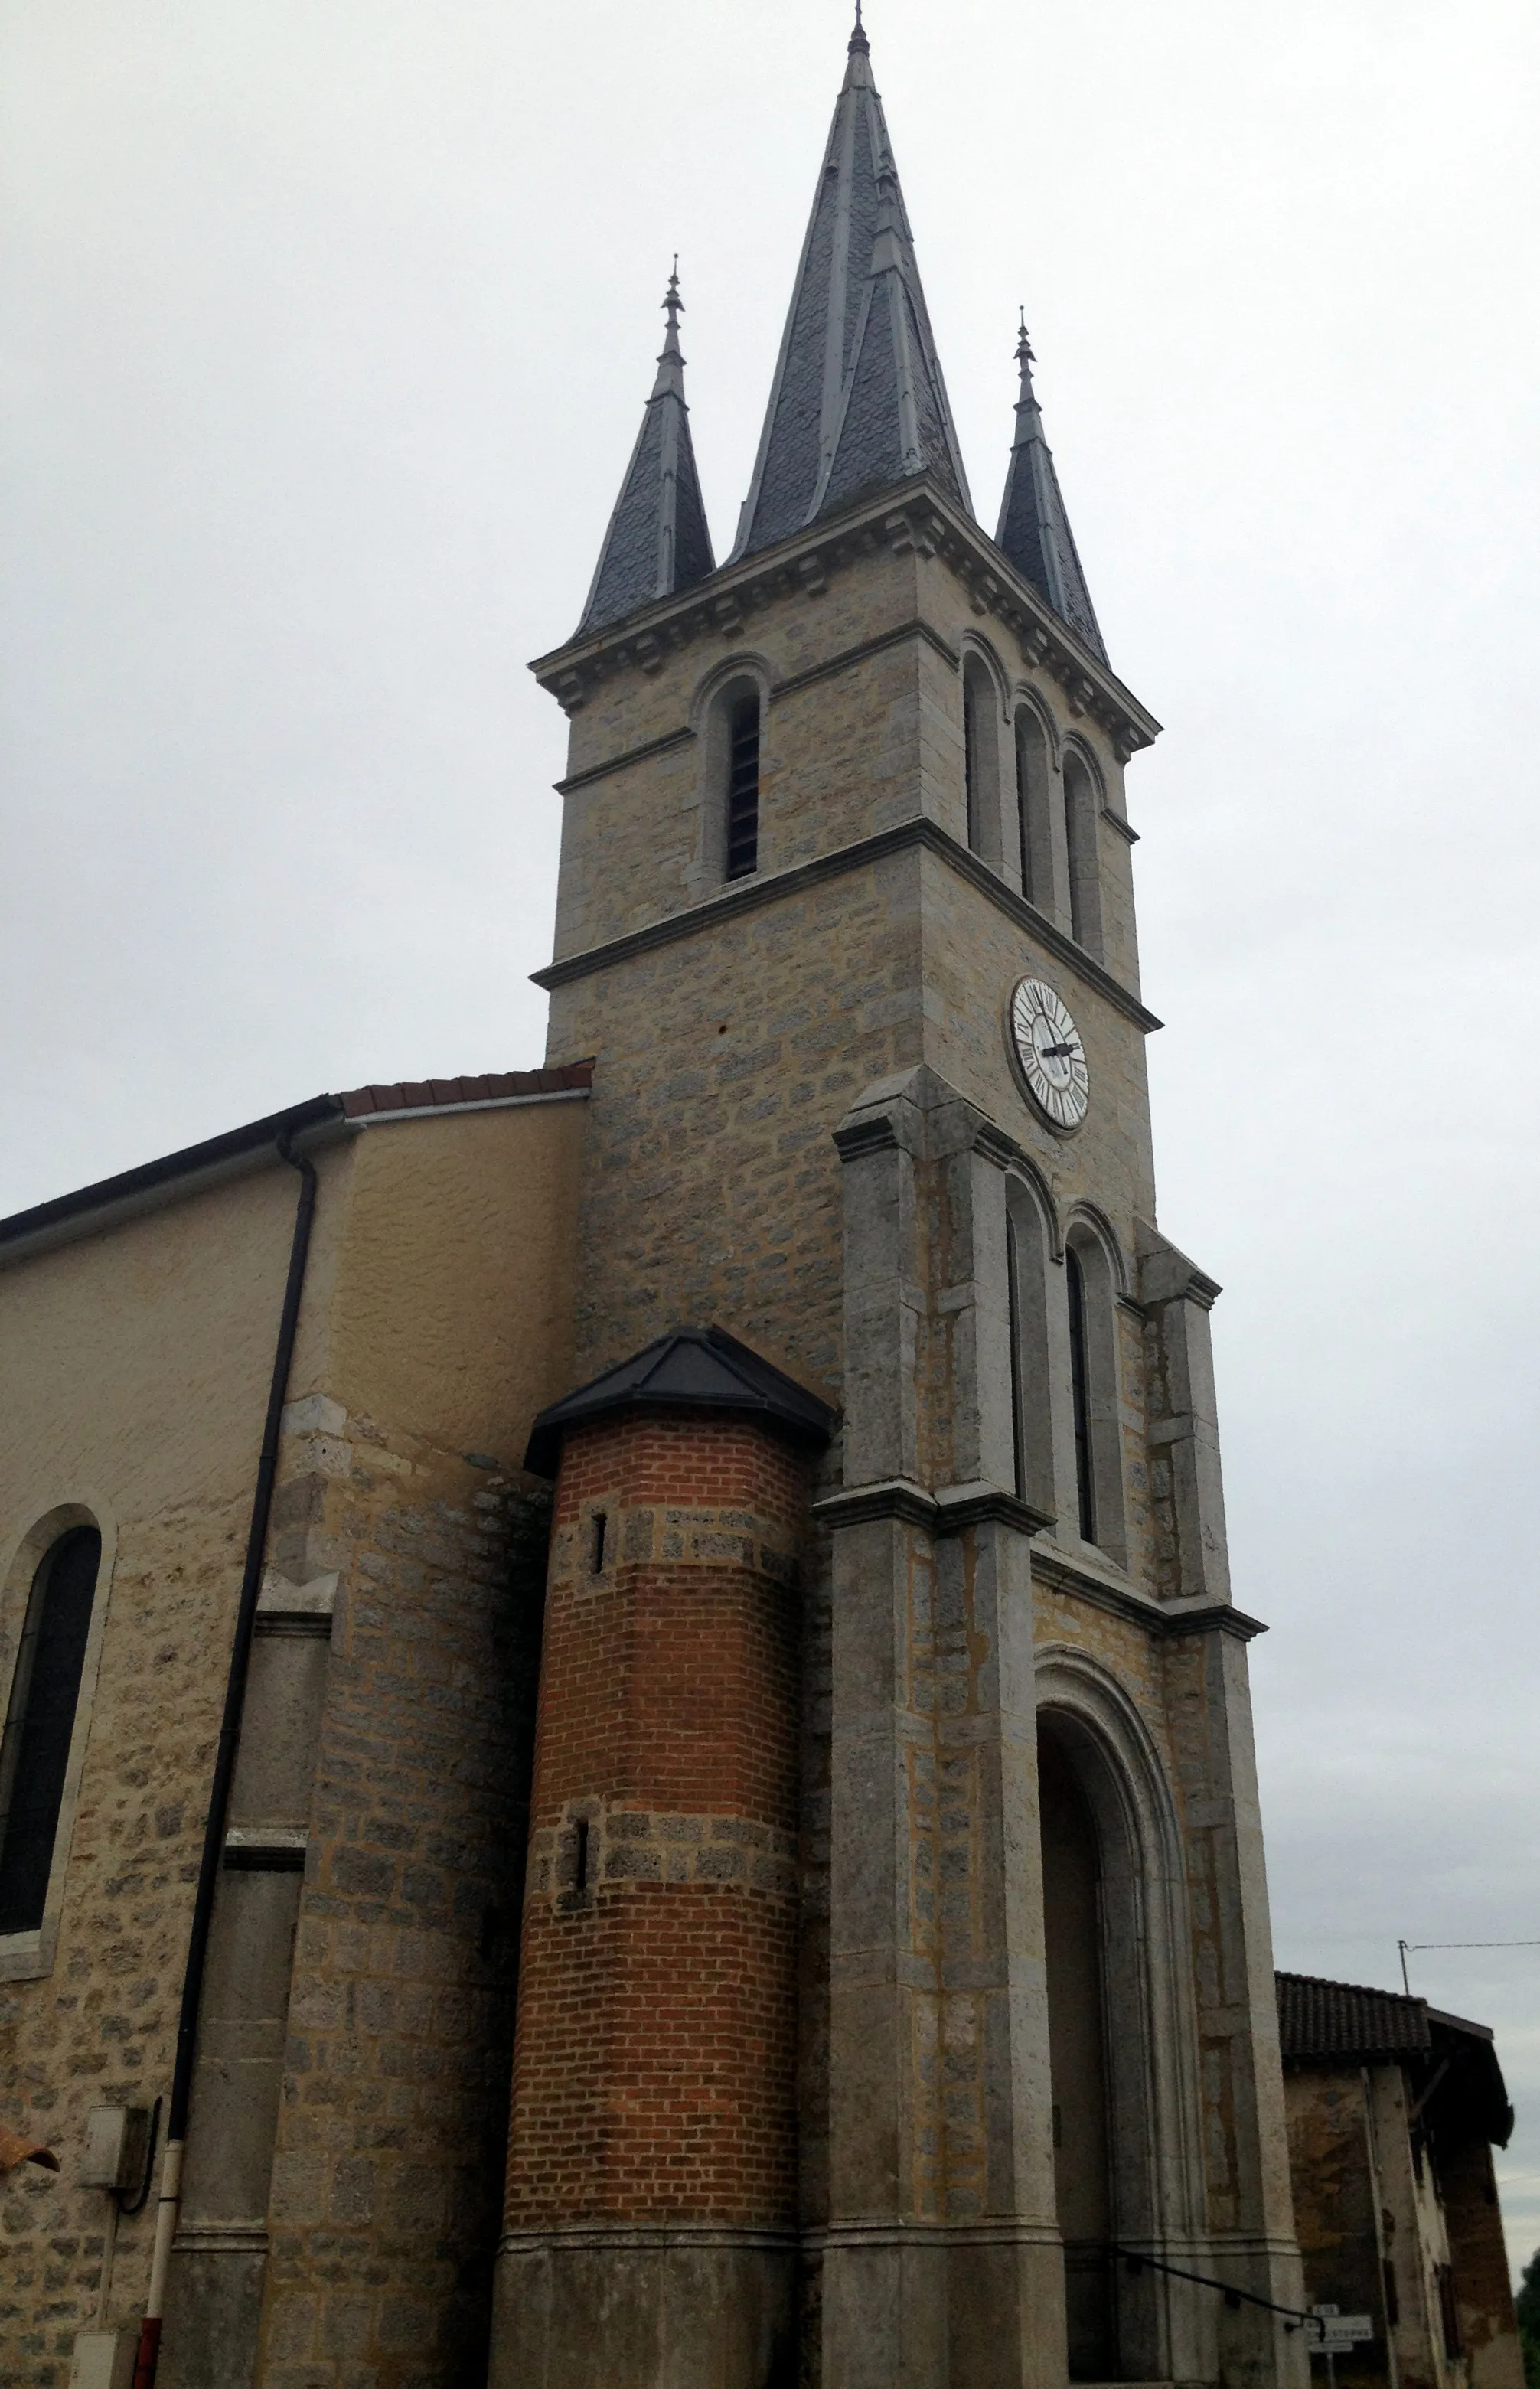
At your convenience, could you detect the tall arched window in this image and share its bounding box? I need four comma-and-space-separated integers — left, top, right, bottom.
1039, 1718, 1115, 2380
1065, 1247, 1096, 1543
1063, 750, 1104, 957
724, 689, 761, 880
0, 1526, 101, 1934
961, 653, 1002, 869
1013, 706, 1053, 909
1006, 1178, 1055, 1519
1065, 1228, 1127, 1565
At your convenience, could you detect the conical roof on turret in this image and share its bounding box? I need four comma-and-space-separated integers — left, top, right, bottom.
732, 11, 971, 560
576, 266, 716, 638
994, 313, 1106, 661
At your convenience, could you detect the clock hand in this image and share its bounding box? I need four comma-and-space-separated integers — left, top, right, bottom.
1040, 1041, 1077, 1059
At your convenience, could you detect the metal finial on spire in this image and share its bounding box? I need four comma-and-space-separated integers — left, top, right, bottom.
1016, 308, 1035, 370
664, 256, 682, 324
850, 0, 870, 54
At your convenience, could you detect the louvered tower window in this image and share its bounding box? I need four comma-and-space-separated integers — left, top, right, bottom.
725, 694, 761, 880
0, 1526, 101, 1935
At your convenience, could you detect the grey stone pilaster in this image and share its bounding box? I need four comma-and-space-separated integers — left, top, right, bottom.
821, 1069, 1059, 2387
1167, 1615, 1308, 2389
1138, 1220, 1232, 1601
833, 1072, 928, 1489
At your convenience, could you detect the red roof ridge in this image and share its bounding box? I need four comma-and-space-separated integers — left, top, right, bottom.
341, 1062, 595, 1120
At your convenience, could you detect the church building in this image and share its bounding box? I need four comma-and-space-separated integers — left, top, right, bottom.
1, 21, 1313, 2389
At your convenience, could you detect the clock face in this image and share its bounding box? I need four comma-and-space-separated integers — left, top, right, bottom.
1009, 977, 1089, 1131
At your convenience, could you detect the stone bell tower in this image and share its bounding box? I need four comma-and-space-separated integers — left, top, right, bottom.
490, 18, 1306, 2389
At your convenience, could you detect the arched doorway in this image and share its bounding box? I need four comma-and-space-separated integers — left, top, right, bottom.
1036, 1658, 1209, 2387
1039, 1718, 1116, 2379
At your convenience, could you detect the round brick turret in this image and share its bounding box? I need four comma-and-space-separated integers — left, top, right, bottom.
504, 1405, 808, 2229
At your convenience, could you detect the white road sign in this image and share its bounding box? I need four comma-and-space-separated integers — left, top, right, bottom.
1310, 2309, 1374, 2352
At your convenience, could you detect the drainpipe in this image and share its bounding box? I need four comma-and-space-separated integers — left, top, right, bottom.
133, 1134, 318, 2389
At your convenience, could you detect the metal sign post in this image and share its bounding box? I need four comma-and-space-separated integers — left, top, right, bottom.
1310, 2304, 1375, 2375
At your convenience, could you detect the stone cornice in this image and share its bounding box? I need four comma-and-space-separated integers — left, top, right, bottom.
550, 617, 960, 799
811, 1480, 939, 1533
1033, 1542, 1267, 1640
529, 475, 1160, 765
533, 814, 1163, 1035
812, 1480, 1052, 1539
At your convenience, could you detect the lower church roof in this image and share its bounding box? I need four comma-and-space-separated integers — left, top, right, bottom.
0, 1061, 594, 1265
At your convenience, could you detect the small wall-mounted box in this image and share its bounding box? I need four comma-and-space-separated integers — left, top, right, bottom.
79, 2105, 150, 2194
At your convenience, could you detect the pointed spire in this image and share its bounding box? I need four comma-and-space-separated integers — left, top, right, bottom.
994, 309, 1106, 661
576, 260, 715, 637
732, 21, 970, 560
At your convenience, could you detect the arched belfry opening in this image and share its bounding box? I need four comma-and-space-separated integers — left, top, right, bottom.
1039, 1716, 1117, 2380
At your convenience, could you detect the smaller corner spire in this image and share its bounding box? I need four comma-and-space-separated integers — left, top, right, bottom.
994, 307, 1107, 661
576, 258, 715, 638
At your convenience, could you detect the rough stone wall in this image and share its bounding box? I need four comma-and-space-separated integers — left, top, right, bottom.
0, 1095, 586, 2387
1283, 2066, 1392, 2389
241, 1426, 548, 2389
229, 1103, 586, 2387
547, 840, 925, 1395
1369, 2062, 1460, 2389
0, 1166, 303, 2389
503, 1410, 806, 2231
549, 540, 924, 962
1438, 2135, 1523, 2389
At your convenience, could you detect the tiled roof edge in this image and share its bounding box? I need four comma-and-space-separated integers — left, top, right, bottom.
0, 1063, 595, 1264
1275, 1969, 1431, 2062
340, 1062, 594, 1118
0, 1092, 346, 1256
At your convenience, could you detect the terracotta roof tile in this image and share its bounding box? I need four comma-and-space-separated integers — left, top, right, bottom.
1275, 1970, 1431, 2064
339, 1062, 593, 1121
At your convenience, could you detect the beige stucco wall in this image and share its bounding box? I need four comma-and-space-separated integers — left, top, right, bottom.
0, 1092, 586, 2386
317, 1101, 585, 1460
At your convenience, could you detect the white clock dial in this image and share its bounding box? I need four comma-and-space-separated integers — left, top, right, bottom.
1009, 977, 1089, 1131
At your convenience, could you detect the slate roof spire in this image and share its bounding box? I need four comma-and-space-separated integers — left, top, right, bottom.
576, 262, 715, 637
994, 310, 1107, 661
732, 15, 971, 559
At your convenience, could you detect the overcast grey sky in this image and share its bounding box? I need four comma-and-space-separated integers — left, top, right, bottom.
5, 0, 1539, 2281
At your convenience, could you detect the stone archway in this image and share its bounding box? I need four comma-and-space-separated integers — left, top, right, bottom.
1036, 1648, 1208, 2384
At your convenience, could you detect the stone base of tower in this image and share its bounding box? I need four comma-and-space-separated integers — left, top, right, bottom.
814, 2234, 1067, 2389
489, 2232, 795, 2389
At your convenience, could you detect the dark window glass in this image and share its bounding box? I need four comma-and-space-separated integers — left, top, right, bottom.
1015, 715, 1036, 900
964, 673, 981, 853
725, 694, 760, 880
1007, 1211, 1025, 1503
0, 1526, 101, 1934
1065, 1250, 1095, 1544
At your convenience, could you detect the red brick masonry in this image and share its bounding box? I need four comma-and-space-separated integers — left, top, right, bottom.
502, 1410, 808, 2231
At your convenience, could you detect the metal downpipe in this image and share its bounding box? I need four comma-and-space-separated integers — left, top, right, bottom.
133, 1134, 318, 2389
